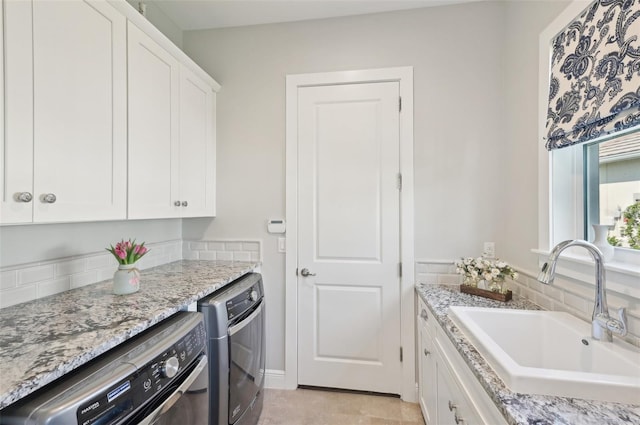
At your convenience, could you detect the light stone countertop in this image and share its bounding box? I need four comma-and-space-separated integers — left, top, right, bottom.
0, 260, 259, 410
416, 283, 640, 425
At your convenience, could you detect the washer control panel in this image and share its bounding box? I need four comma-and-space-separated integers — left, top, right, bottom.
76, 320, 206, 425
226, 281, 263, 323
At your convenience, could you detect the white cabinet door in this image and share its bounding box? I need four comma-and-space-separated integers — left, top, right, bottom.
437, 359, 483, 425
179, 65, 216, 217
32, 0, 127, 222
436, 364, 461, 425
418, 301, 438, 425
1, 0, 127, 224
419, 324, 438, 424
127, 22, 181, 219
0, 0, 33, 224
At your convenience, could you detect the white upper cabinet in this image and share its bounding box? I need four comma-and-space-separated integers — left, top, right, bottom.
127, 22, 181, 219
128, 22, 217, 219
0, 0, 32, 224
0, 0, 127, 224
1, 1, 218, 225
179, 65, 216, 217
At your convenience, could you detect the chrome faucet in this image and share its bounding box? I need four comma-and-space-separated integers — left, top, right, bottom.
538, 240, 627, 342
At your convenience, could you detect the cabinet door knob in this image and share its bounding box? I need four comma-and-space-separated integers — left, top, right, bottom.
174, 201, 181, 207
41, 193, 56, 203
448, 400, 458, 412
454, 413, 465, 424
420, 309, 428, 320
423, 349, 430, 357
15, 192, 33, 203
181, 201, 188, 207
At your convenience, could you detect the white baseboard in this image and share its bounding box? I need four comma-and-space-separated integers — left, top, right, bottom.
264, 369, 288, 389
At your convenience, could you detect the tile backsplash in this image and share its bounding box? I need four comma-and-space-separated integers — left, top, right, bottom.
415, 259, 640, 347
0, 239, 261, 309
182, 240, 261, 262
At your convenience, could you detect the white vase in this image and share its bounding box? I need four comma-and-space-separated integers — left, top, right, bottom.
591, 224, 615, 262
113, 263, 140, 295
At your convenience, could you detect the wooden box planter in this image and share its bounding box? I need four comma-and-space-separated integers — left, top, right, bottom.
459, 285, 512, 302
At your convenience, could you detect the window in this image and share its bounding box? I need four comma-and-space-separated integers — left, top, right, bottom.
584, 133, 640, 251
539, 0, 639, 288
548, 131, 640, 266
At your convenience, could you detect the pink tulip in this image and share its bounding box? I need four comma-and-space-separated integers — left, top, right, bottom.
115, 247, 126, 259
107, 239, 148, 264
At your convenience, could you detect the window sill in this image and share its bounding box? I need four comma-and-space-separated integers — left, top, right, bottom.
532, 248, 640, 299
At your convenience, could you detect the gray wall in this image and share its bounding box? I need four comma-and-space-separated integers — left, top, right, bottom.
126, 0, 183, 47
0, 220, 181, 267
500, 0, 571, 274
182, 1, 569, 371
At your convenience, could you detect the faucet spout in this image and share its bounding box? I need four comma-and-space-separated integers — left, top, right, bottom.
537, 240, 627, 342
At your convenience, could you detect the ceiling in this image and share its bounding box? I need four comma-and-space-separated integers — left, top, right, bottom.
150, 0, 482, 31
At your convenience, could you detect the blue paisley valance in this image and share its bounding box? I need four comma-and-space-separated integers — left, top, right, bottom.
546, 0, 640, 151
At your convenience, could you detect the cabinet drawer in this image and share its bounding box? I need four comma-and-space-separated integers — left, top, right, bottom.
435, 321, 506, 425
417, 298, 437, 337
436, 340, 483, 425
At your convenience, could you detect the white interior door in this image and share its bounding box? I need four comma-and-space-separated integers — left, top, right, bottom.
297, 82, 402, 394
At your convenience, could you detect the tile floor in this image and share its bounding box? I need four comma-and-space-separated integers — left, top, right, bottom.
257, 388, 425, 425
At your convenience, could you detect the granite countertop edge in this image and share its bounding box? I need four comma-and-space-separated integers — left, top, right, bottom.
0, 260, 259, 410
415, 283, 640, 425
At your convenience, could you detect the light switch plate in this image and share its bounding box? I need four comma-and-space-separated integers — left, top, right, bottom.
278, 237, 286, 253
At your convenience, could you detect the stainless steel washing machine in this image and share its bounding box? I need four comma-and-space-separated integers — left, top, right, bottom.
0, 312, 209, 425
198, 273, 265, 425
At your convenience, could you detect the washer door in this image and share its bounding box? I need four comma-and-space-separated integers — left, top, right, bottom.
129, 355, 209, 425
228, 302, 265, 424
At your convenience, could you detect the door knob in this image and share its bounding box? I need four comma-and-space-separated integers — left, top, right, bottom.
300, 268, 316, 277
174, 201, 181, 206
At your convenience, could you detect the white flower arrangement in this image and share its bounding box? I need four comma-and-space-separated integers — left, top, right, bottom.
454, 257, 518, 292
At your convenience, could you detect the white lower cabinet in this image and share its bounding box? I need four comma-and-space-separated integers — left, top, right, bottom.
418, 305, 438, 425
417, 298, 506, 425
435, 347, 483, 425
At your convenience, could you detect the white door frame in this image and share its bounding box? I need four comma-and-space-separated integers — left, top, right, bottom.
284, 67, 416, 401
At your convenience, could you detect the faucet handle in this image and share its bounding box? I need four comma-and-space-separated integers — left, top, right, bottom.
596, 308, 628, 337
613, 307, 628, 337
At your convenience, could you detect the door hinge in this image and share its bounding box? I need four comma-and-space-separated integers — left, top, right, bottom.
399, 96, 402, 112
398, 262, 403, 278
397, 173, 402, 191
400, 347, 403, 362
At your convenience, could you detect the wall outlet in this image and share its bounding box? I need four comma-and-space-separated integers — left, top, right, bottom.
278, 237, 286, 253
483, 242, 495, 258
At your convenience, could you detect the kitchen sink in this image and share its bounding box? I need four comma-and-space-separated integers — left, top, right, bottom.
448, 306, 640, 404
